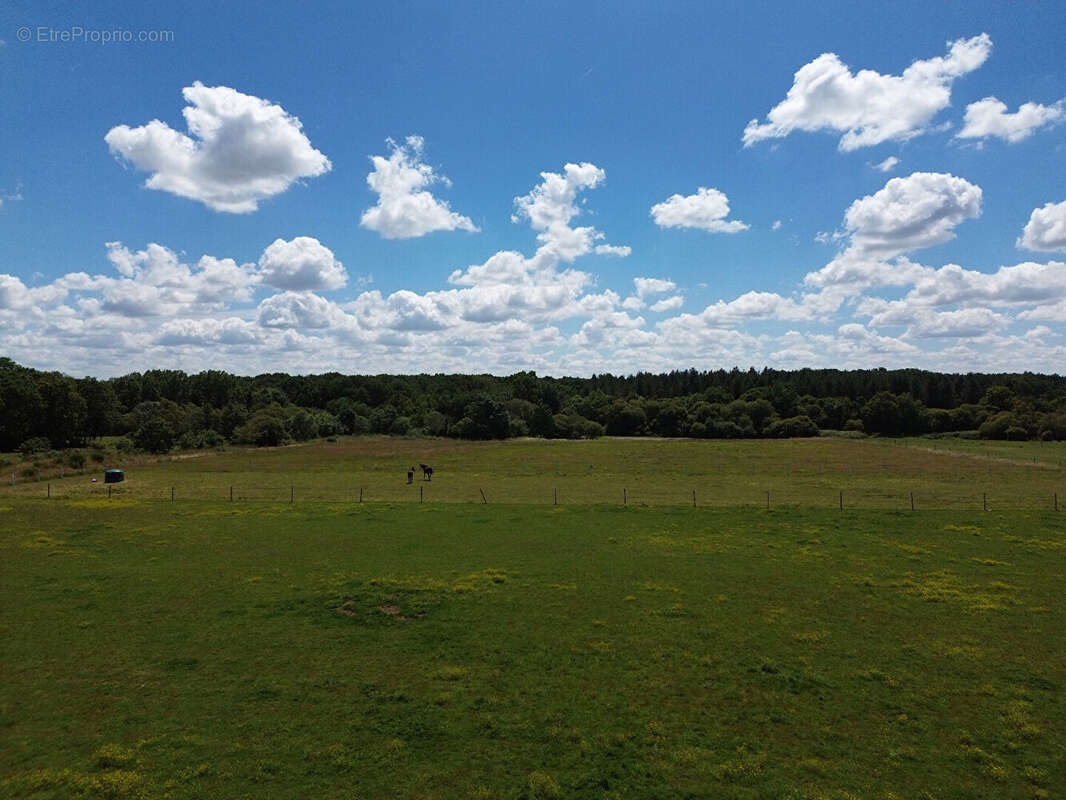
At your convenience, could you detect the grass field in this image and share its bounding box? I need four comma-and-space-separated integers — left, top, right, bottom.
4, 436, 1066, 511
2, 439, 1065, 799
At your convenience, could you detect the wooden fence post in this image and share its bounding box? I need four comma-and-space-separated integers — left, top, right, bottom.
171, 487, 174, 501
692, 490, 696, 508
290, 486, 294, 504
230, 486, 233, 502
623, 488, 627, 506
983, 492, 987, 512
554, 488, 557, 506
359, 487, 363, 503
420, 485, 423, 504
839, 490, 843, 510
766, 491, 770, 510
910, 492, 914, 511
47, 483, 50, 498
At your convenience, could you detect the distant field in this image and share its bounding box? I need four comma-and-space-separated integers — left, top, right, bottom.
3, 436, 1065, 510
2, 499, 1064, 799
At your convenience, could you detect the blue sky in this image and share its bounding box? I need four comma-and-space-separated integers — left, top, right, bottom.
1, 1, 1065, 377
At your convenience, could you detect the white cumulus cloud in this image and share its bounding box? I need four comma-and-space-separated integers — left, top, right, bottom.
257, 291, 340, 329
649, 295, 683, 313
258, 237, 346, 291
1018, 200, 1066, 252
511, 162, 626, 262
958, 97, 1065, 143
840, 172, 982, 260
743, 34, 992, 151
105, 82, 331, 213
650, 187, 748, 233
634, 277, 677, 298
359, 136, 478, 239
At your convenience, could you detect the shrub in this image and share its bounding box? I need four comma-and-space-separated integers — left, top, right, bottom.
19, 437, 51, 456
1005, 425, 1029, 441
551, 413, 604, 439
765, 415, 820, 438
234, 410, 290, 447
66, 451, 87, 469
177, 429, 226, 450
114, 437, 135, 453
979, 411, 1024, 440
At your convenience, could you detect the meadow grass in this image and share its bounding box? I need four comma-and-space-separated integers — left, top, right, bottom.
2, 490, 1065, 798
4, 436, 1065, 511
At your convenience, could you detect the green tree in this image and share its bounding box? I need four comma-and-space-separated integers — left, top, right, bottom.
36, 373, 88, 448
0, 361, 43, 451
456, 398, 510, 440
133, 418, 176, 453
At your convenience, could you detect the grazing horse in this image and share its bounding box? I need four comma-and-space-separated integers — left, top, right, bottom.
419, 463, 434, 481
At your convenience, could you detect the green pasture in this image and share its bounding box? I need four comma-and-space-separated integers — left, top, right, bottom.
2, 498, 1065, 799
4, 436, 1065, 511
2, 438, 1065, 798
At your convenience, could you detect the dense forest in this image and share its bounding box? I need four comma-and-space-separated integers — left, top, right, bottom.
2, 356, 1066, 455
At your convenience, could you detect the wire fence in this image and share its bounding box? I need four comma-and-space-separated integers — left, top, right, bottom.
17, 480, 1066, 512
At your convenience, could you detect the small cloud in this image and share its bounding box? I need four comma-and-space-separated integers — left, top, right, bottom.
360, 136, 478, 239
649, 295, 683, 313
633, 277, 676, 298
772, 220, 782, 230
650, 187, 748, 233
958, 96, 1065, 143
1017, 199, 1066, 252
873, 156, 900, 173
594, 244, 631, 257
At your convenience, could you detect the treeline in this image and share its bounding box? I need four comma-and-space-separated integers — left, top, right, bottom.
2, 357, 1066, 454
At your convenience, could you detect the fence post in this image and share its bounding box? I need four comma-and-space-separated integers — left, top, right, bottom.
910, 492, 914, 511
983, 492, 987, 512
230, 486, 233, 502
623, 488, 627, 506
171, 487, 174, 501
839, 490, 843, 511
420, 485, 423, 504
290, 486, 294, 504
480, 488, 487, 504
766, 490, 770, 510
47, 483, 51, 498
1056, 492, 1059, 512
692, 490, 696, 508
108, 485, 112, 499
554, 488, 557, 506
359, 487, 363, 503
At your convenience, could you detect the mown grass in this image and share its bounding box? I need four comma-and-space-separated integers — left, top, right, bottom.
2, 496, 1065, 799
4, 436, 1065, 511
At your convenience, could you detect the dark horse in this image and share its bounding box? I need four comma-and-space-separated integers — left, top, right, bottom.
419, 463, 434, 481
